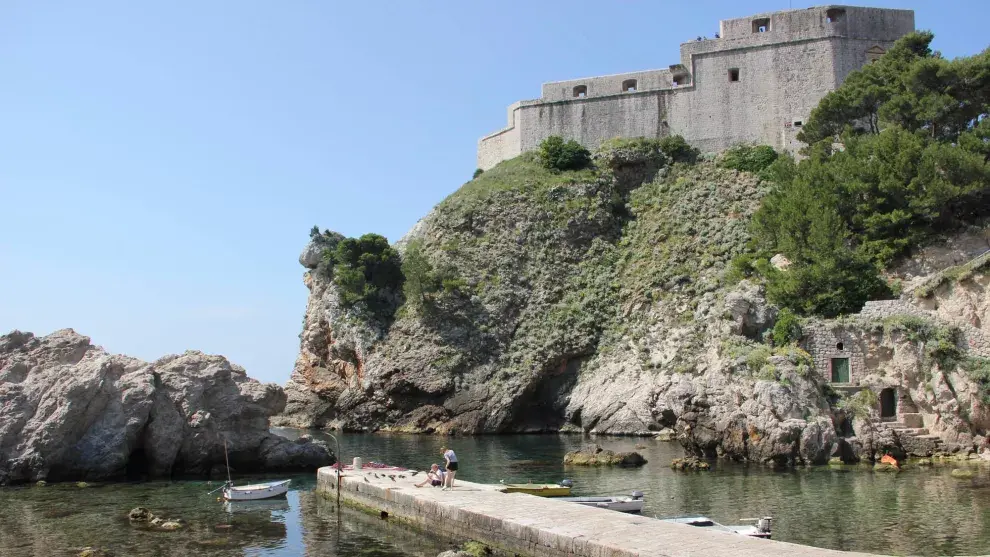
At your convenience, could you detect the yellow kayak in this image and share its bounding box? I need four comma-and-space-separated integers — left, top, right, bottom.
502, 483, 572, 497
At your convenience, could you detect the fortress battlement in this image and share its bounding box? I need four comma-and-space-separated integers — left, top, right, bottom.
478, 5, 914, 170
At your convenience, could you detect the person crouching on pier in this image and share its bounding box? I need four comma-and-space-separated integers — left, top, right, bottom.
414, 464, 445, 488
441, 446, 458, 491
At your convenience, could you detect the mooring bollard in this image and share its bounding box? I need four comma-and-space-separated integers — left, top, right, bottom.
353, 457, 363, 470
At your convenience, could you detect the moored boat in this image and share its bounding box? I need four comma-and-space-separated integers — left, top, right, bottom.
500, 482, 572, 497
559, 491, 645, 513
659, 515, 772, 539
222, 479, 291, 501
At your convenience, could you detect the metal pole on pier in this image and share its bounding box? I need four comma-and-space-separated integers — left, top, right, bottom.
325, 432, 341, 506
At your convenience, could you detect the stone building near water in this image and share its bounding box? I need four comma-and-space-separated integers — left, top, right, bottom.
477, 5, 915, 170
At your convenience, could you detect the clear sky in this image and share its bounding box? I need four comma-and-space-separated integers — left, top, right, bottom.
1, 1, 987, 384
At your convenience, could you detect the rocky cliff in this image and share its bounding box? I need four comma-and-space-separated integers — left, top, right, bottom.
276, 144, 990, 466
0, 329, 333, 485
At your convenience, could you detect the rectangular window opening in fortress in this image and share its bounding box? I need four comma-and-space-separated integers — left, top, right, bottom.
728, 68, 740, 82
752, 18, 770, 33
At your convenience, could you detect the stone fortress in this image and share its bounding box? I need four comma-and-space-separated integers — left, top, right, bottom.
477, 5, 915, 170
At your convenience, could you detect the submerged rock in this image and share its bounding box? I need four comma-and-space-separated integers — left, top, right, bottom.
128, 507, 153, 523
563, 444, 647, 467
670, 457, 711, 471
655, 428, 676, 442
951, 468, 975, 479
0, 329, 334, 485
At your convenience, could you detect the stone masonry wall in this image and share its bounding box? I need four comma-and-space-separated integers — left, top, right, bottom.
477, 5, 915, 169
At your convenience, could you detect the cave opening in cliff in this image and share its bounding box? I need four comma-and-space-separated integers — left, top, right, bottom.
126, 448, 150, 480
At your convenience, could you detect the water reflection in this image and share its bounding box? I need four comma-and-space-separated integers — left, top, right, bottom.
290, 429, 990, 556
2, 431, 990, 556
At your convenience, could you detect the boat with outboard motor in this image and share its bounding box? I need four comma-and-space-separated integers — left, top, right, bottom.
559, 491, 645, 513
659, 515, 773, 539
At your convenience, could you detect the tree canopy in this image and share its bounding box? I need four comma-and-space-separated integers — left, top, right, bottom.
743, 32, 990, 317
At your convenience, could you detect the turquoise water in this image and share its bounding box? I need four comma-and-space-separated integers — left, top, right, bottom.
3, 431, 990, 556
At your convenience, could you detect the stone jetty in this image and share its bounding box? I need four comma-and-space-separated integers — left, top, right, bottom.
316, 465, 883, 557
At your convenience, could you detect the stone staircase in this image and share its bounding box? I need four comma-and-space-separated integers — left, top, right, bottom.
876, 413, 945, 455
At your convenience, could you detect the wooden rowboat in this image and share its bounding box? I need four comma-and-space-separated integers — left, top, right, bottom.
222, 479, 291, 501
501, 483, 572, 497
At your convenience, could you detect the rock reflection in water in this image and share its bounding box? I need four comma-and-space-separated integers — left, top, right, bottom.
0, 478, 449, 557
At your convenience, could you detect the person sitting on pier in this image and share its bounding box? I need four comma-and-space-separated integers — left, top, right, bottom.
414, 464, 445, 488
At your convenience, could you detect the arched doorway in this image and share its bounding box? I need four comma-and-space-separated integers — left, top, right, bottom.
880, 388, 897, 419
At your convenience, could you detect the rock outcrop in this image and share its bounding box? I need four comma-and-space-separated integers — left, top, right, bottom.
276, 144, 990, 467
0, 329, 333, 485
563, 444, 647, 467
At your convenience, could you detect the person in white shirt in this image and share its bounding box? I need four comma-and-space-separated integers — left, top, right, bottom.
441, 446, 458, 490
414, 463, 445, 488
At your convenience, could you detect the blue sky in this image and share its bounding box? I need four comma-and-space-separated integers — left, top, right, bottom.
1, 1, 986, 384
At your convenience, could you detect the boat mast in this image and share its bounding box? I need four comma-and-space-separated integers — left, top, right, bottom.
223, 437, 232, 484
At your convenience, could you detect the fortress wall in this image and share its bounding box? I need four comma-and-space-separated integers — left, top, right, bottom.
515, 91, 671, 155
667, 37, 840, 152
476, 6, 915, 168
540, 69, 674, 101
478, 103, 523, 170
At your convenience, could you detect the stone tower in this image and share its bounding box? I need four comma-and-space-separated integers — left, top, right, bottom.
477, 5, 915, 170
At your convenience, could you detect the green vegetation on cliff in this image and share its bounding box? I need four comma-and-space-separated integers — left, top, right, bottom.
738, 32, 990, 317
310, 228, 402, 315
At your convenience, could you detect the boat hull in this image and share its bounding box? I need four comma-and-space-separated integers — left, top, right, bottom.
502, 484, 571, 497
560, 496, 644, 513
222, 480, 291, 501
660, 516, 771, 539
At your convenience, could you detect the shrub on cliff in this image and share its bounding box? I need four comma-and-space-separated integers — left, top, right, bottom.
771, 308, 802, 346
719, 144, 778, 173
597, 135, 699, 167
400, 238, 467, 315
324, 233, 402, 313
658, 135, 700, 163
537, 136, 591, 172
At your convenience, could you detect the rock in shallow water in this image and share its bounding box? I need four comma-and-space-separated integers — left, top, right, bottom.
0, 329, 334, 485
670, 457, 711, 471
563, 444, 647, 467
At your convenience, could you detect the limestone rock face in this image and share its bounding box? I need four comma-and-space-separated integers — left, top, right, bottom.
278, 150, 990, 467
0, 329, 333, 485
299, 239, 324, 269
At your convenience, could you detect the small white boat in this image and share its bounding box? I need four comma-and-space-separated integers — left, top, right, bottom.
222, 479, 291, 501
660, 516, 772, 539
559, 491, 645, 513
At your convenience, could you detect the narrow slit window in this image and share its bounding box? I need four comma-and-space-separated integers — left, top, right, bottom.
622, 79, 637, 92
728, 68, 740, 82
793, 120, 803, 127
752, 18, 770, 33
572, 85, 587, 98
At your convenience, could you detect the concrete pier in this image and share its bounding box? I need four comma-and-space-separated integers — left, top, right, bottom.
316, 466, 883, 557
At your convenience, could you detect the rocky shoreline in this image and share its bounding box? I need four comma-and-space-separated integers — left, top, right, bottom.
0, 329, 334, 485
